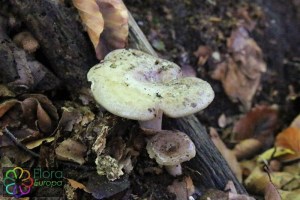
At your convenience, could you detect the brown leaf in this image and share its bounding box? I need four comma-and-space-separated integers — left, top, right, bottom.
193, 45, 211, 66
233, 105, 278, 146
167, 176, 195, 200
264, 182, 281, 200
22, 94, 58, 121
96, 0, 128, 59
21, 94, 58, 134
210, 127, 242, 182
291, 114, 300, 129
211, 27, 266, 110
1, 128, 41, 148
67, 178, 88, 191
72, 0, 104, 49
25, 137, 54, 149
36, 101, 52, 133
275, 127, 300, 161
0, 99, 19, 118
55, 138, 87, 165
0, 84, 15, 98
233, 138, 262, 160
276, 127, 300, 152
225, 181, 256, 200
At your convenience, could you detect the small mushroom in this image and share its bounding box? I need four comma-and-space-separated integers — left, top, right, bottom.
87, 49, 214, 131
146, 130, 196, 176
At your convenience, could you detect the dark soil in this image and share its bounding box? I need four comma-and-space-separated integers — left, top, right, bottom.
126, 0, 300, 127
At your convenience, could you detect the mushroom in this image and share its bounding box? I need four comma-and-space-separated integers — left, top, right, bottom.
87, 49, 214, 131
87, 49, 214, 176
146, 130, 196, 176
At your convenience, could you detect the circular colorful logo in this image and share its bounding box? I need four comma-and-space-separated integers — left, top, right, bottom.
3, 167, 34, 198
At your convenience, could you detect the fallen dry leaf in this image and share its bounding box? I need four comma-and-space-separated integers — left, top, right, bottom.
0, 99, 18, 118
25, 137, 54, 149
0, 84, 15, 98
72, 0, 104, 50
55, 138, 87, 165
265, 182, 282, 200
245, 166, 296, 194
233, 138, 262, 160
67, 178, 89, 191
20, 95, 58, 134
291, 114, 300, 129
257, 147, 295, 163
233, 105, 278, 147
96, 0, 128, 59
211, 27, 266, 110
193, 45, 211, 66
276, 127, 300, 152
275, 127, 300, 162
210, 127, 242, 182
167, 176, 195, 200
240, 159, 256, 177
279, 189, 300, 200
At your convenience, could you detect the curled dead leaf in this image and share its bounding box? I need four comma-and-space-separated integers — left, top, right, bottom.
96, 0, 128, 59
211, 27, 266, 110
233, 105, 278, 147
72, 0, 104, 49
20, 94, 58, 134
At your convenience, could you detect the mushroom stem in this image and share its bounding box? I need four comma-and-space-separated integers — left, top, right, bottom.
138, 109, 163, 130
165, 164, 182, 176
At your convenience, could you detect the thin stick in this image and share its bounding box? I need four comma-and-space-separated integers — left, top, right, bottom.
4, 127, 40, 158
128, 12, 158, 57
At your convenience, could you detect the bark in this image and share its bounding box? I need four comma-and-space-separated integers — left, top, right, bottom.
128, 11, 247, 194
9, 0, 98, 88
0, 16, 60, 92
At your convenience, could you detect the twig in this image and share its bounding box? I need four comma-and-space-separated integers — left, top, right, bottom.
4, 127, 40, 158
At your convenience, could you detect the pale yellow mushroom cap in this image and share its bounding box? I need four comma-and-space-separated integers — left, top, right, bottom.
87, 49, 214, 120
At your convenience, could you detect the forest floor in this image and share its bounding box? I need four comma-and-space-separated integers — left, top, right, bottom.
0, 0, 300, 199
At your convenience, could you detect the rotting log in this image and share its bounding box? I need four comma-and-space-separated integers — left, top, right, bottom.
9, 0, 98, 88
128, 12, 247, 194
